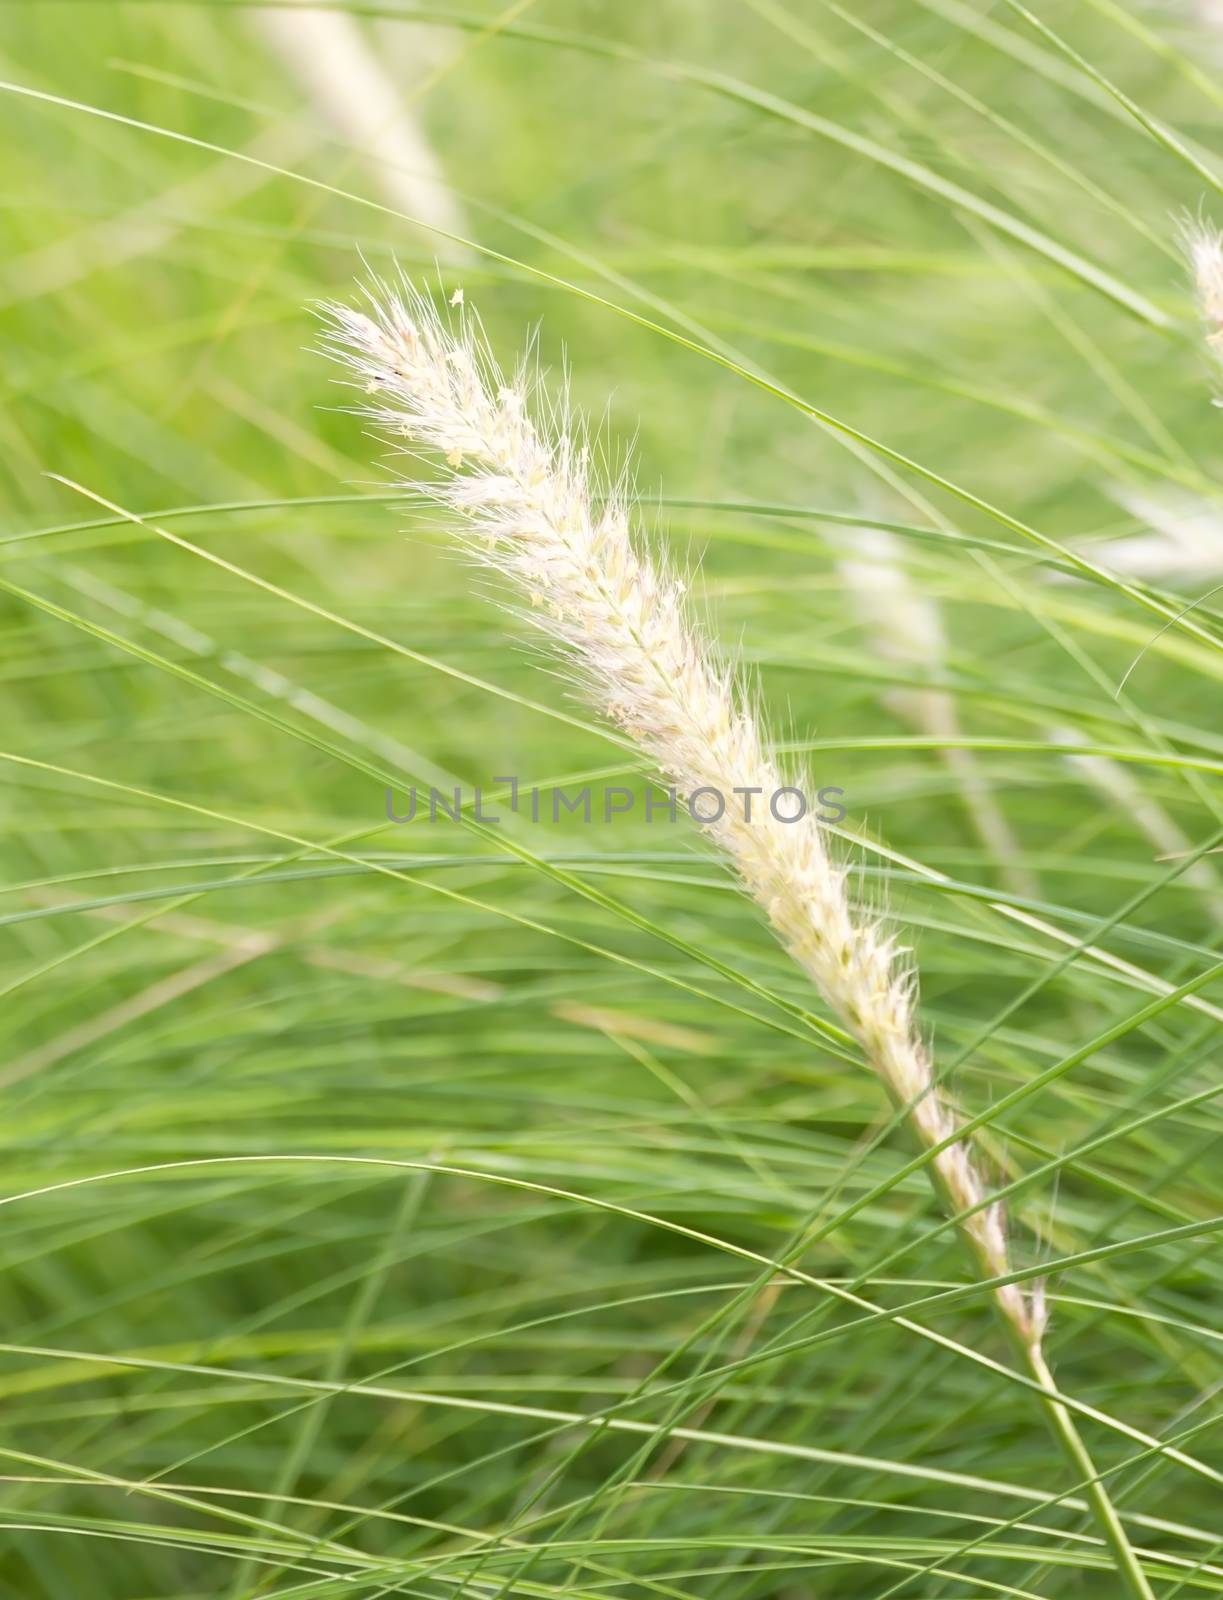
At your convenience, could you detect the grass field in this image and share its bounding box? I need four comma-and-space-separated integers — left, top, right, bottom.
1, 3, 1222, 1596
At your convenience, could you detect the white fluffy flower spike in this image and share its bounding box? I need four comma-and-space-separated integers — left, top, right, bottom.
1183, 216, 1223, 366
319, 277, 1043, 1347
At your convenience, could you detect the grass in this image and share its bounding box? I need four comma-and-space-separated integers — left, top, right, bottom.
0, 2, 1222, 1596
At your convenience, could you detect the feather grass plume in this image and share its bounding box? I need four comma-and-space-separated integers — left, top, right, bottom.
319, 277, 1155, 1597
321, 280, 1035, 1339
1052, 727, 1223, 923
254, 9, 469, 254
1183, 215, 1223, 370
1101, 486, 1223, 581
839, 526, 1037, 901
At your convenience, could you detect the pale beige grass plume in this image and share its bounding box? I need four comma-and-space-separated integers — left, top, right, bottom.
839, 525, 1038, 901
255, 9, 469, 253
321, 281, 1034, 1340
319, 277, 1157, 1598
1093, 486, 1223, 581
1183, 214, 1223, 367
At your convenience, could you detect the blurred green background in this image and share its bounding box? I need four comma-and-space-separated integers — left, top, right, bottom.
0, 2, 1221, 1596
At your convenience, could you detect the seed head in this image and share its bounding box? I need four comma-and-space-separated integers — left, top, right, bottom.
1183, 217, 1223, 359
319, 275, 1046, 1347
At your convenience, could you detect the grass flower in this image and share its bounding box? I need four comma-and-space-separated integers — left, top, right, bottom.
322, 280, 1035, 1333
1098, 487, 1223, 580
1053, 727, 1223, 923
320, 277, 1156, 1598
254, 9, 468, 253
839, 526, 1036, 900
1183, 216, 1223, 365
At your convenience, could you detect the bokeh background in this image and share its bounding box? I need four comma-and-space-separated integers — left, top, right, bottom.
1, 3, 1221, 1596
